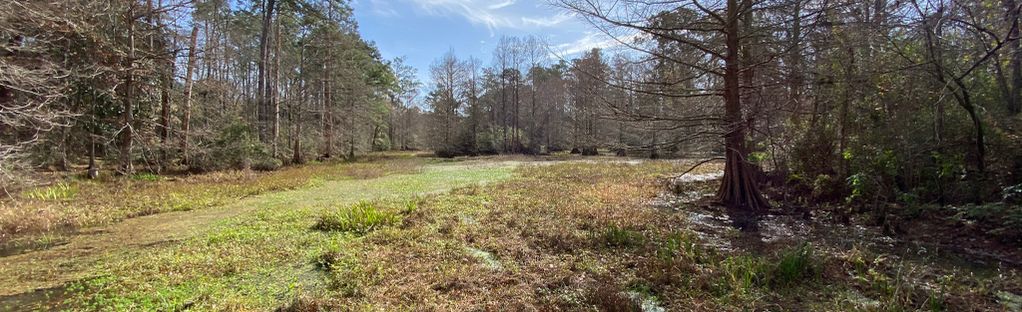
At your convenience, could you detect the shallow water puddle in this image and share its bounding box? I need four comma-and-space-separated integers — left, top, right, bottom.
625, 291, 666, 312
465, 247, 503, 271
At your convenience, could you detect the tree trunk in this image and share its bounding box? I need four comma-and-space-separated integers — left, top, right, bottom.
181, 26, 199, 166
323, 61, 333, 158
257, 0, 277, 143
1005, 0, 1022, 114
271, 16, 281, 158
715, 0, 769, 212
119, 4, 136, 175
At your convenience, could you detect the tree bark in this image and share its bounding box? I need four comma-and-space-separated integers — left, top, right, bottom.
257, 0, 277, 142
181, 26, 199, 166
323, 61, 334, 158
119, 3, 136, 175
716, 0, 769, 212
272, 16, 281, 158
1005, 0, 1022, 114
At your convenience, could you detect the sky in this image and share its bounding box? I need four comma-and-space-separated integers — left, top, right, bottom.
350, 0, 628, 85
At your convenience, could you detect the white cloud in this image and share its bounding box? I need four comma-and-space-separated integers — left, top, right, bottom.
487, 0, 516, 10
550, 31, 642, 59
521, 12, 572, 27
406, 0, 572, 35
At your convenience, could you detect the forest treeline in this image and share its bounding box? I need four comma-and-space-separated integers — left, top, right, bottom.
420, 0, 1022, 236
1, 0, 409, 180
2, 0, 1021, 230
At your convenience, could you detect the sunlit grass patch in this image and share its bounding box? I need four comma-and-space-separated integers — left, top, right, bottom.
130, 173, 161, 182
21, 182, 77, 201
0, 154, 432, 242
46, 158, 517, 310
598, 224, 645, 248
314, 201, 399, 235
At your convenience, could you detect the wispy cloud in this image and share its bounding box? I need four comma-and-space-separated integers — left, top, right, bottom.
521, 12, 572, 27
369, 0, 401, 17
487, 0, 515, 10
550, 31, 642, 59
406, 0, 572, 35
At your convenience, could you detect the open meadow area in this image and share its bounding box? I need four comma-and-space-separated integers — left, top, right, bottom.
4, 0, 1022, 310
1, 153, 1019, 311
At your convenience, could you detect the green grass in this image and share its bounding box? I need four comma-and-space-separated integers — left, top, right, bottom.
57, 162, 515, 310
130, 173, 161, 182
1, 154, 436, 243
4, 158, 1017, 311
599, 224, 645, 248
314, 201, 398, 235
21, 182, 77, 201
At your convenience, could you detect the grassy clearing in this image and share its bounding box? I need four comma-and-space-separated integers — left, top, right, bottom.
7, 156, 1019, 311
54, 162, 514, 310
0, 153, 429, 244
274, 161, 1015, 311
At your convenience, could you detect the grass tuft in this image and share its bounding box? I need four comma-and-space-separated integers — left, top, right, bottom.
22, 182, 77, 201
770, 242, 817, 286
314, 201, 398, 235
600, 225, 645, 248
130, 173, 161, 182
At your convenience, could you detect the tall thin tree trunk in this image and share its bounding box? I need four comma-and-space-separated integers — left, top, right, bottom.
257, 0, 277, 142
181, 26, 199, 165
1005, 0, 1022, 114
272, 18, 281, 158
323, 61, 333, 158
119, 3, 136, 175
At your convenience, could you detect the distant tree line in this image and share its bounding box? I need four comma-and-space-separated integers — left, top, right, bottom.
1, 0, 413, 186
419, 37, 717, 159
413, 0, 1022, 216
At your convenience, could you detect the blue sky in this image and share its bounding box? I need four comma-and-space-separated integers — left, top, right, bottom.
350, 0, 628, 84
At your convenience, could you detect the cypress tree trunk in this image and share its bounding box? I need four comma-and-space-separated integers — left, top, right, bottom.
716, 0, 769, 212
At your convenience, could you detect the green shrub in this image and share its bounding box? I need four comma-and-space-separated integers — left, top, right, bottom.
189, 121, 276, 172
315, 201, 398, 235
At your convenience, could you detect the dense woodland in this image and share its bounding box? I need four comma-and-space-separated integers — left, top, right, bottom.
2, 0, 1021, 237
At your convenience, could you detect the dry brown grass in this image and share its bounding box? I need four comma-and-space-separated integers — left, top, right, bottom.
300, 160, 1018, 311
310, 162, 690, 310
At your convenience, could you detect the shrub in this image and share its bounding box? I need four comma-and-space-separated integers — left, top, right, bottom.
315, 201, 398, 235
189, 121, 276, 172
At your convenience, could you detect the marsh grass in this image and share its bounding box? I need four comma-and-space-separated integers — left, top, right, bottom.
314, 201, 398, 235
21, 182, 77, 201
